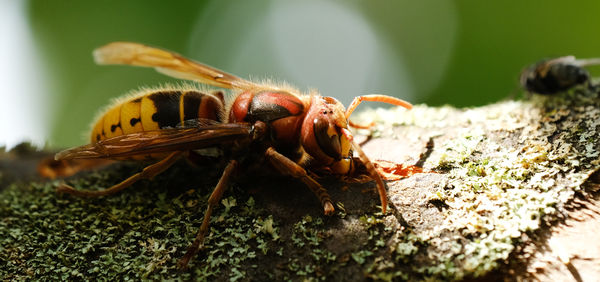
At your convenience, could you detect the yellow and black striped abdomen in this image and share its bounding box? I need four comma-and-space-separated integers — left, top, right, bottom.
91, 89, 225, 143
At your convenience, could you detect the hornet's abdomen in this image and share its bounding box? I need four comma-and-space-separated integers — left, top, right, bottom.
91, 89, 224, 143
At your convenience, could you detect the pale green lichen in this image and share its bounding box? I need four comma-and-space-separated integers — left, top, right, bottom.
0, 163, 283, 281
356, 88, 600, 279
3, 87, 600, 280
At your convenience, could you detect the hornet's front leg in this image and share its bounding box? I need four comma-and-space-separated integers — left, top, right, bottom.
264, 147, 335, 215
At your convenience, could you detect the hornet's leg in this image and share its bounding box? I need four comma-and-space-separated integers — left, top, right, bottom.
178, 159, 238, 269
56, 151, 184, 197
264, 147, 335, 215
341, 129, 388, 214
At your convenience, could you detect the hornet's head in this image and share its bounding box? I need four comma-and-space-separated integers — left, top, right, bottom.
301, 95, 354, 174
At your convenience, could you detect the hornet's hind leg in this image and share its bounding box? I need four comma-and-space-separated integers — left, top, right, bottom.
179, 159, 238, 269
56, 151, 184, 197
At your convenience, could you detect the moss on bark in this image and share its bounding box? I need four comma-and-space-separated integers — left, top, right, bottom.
2, 88, 600, 280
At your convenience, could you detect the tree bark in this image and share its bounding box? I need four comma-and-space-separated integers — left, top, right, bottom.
1, 90, 599, 280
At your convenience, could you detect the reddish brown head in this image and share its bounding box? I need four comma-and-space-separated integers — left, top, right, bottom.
301, 96, 353, 174
300, 93, 413, 214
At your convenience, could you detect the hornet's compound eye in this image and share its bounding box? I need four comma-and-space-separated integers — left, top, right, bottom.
313, 117, 342, 161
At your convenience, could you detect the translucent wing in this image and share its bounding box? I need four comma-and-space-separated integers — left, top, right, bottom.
56, 123, 253, 160
542, 55, 600, 67
574, 57, 600, 67
536, 56, 576, 76
93, 42, 255, 89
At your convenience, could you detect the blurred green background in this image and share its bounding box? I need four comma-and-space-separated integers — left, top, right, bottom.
2, 0, 600, 149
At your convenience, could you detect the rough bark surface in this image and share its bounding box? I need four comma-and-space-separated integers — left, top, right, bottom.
1, 90, 599, 280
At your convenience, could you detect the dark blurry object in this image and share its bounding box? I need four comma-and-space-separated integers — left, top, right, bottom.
520, 56, 600, 95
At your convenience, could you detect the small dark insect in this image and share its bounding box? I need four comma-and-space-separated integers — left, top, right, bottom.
520, 56, 600, 95
53, 42, 412, 268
